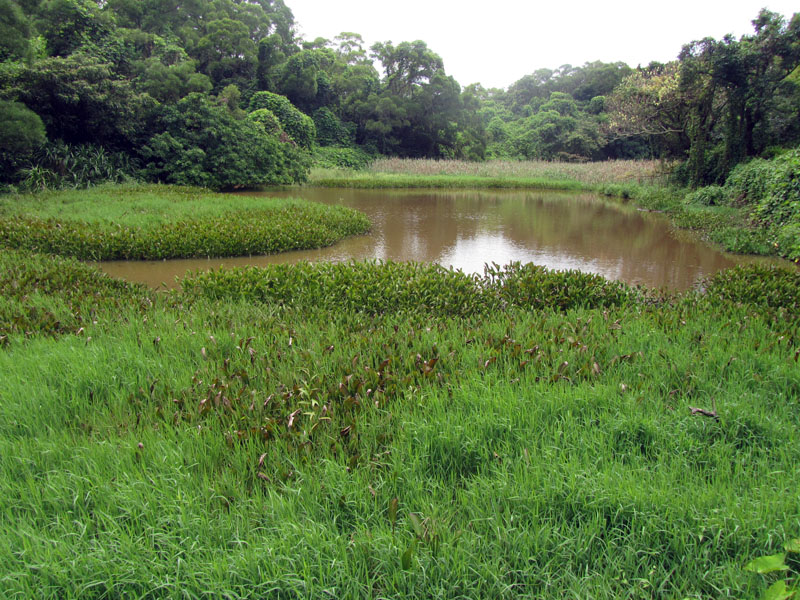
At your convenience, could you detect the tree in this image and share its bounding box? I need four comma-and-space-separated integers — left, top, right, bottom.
0, 0, 34, 62
0, 99, 46, 178
675, 10, 800, 185
0, 54, 156, 151
195, 18, 257, 89
248, 91, 315, 148
605, 62, 689, 159
37, 0, 117, 58
142, 92, 308, 189
370, 40, 443, 97
277, 48, 335, 112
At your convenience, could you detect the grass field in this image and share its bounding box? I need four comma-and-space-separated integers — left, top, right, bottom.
1, 249, 799, 598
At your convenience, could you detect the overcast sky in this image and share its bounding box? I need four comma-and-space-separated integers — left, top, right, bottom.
286, 0, 799, 89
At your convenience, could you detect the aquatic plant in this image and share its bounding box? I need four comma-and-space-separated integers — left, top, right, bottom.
0, 189, 370, 261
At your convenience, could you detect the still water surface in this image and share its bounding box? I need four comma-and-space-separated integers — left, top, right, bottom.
99, 188, 785, 290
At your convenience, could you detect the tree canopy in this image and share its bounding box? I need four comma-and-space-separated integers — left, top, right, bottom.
0, 2, 797, 189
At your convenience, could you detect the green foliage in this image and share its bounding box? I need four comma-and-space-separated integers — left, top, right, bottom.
484, 261, 633, 311
725, 158, 773, 204
703, 265, 800, 314
0, 99, 45, 177
247, 107, 282, 137
752, 149, 800, 227
684, 184, 729, 206
143, 93, 309, 189
312, 106, 352, 146
181, 260, 635, 316
19, 141, 137, 190
277, 47, 335, 112
248, 91, 316, 148
0, 0, 34, 62
744, 539, 800, 600
1, 252, 799, 597
195, 17, 257, 89
134, 57, 212, 103
0, 186, 370, 260
677, 10, 800, 186
311, 145, 373, 169
37, 0, 117, 58
720, 149, 800, 260
0, 248, 153, 338
0, 54, 156, 151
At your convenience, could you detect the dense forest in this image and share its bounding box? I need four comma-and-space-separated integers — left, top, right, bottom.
0, 0, 799, 190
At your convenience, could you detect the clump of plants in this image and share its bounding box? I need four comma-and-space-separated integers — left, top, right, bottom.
0, 188, 370, 260
744, 539, 800, 600
702, 264, 800, 315
180, 260, 637, 316
0, 249, 153, 339
682, 149, 800, 261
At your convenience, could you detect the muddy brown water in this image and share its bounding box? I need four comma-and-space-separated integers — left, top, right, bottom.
98, 188, 789, 290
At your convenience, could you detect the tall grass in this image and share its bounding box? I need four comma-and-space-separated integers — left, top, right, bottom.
366, 158, 668, 185
309, 159, 669, 190
1, 252, 798, 598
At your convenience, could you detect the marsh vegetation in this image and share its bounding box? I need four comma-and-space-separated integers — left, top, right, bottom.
1, 250, 799, 598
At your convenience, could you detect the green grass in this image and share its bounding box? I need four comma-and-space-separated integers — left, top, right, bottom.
0, 184, 371, 260
1, 252, 799, 598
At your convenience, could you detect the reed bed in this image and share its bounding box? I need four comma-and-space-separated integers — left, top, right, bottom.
366, 158, 668, 185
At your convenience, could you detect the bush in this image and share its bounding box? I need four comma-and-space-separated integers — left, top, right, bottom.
752, 149, 800, 227
684, 184, 729, 206
312, 107, 353, 146
312, 146, 373, 169
248, 91, 316, 149
143, 93, 309, 190
724, 159, 772, 205
0, 100, 46, 180
248, 108, 282, 137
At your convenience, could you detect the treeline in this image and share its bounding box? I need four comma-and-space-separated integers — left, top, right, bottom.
0, 0, 798, 190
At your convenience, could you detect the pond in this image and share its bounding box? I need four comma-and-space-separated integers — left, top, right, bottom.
99, 188, 782, 290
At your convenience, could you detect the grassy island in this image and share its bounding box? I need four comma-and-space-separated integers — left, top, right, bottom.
0, 184, 371, 261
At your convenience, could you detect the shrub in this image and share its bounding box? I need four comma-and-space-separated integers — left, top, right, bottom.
312, 146, 373, 170
684, 184, 729, 206
248, 108, 282, 137
724, 159, 772, 205
0, 100, 46, 180
248, 91, 316, 148
143, 93, 309, 189
313, 107, 352, 146
752, 149, 800, 227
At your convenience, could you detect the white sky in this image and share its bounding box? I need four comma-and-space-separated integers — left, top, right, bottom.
286, 0, 799, 89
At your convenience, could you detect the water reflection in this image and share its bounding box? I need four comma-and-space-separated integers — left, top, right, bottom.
99, 188, 789, 290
